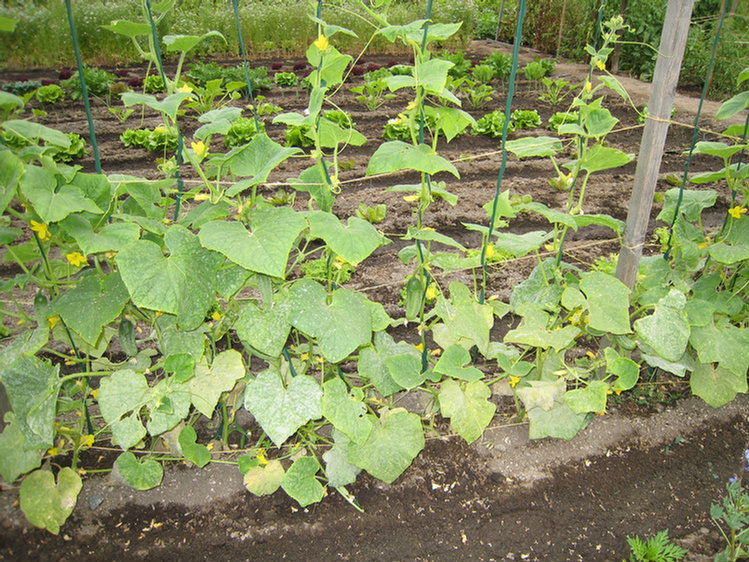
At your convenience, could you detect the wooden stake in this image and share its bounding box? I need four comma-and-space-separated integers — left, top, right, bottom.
615, 0, 695, 289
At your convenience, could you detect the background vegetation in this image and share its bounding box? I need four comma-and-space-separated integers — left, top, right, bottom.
0, 0, 748, 97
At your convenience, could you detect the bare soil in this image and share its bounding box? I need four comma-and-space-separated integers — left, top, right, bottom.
0, 41, 747, 561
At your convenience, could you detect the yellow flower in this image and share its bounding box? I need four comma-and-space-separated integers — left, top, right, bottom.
728, 206, 747, 219
485, 244, 495, 259
313, 34, 329, 51
191, 140, 208, 158
80, 434, 95, 447
584, 81, 592, 93
425, 285, 438, 300
66, 251, 88, 267
509, 375, 521, 388
403, 194, 419, 202
91, 389, 98, 401
406, 101, 417, 111
194, 193, 210, 201
47, 315, 59, 329
595, 59, 606, 71
178, 83, 193, 94
47, 446, 58, 456
430, 348, 442, 356
30, 220, 51, 241
414, 342, 424, 352
154, 125, 167, 134
300, 352, 310, 361
211, 311, 222, 321
256, 448, 269, 465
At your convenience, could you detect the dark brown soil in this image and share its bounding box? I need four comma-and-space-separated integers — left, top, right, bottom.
1, 42, 746, 562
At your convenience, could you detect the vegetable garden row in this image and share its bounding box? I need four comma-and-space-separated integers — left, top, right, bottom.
0, 0, 747, 545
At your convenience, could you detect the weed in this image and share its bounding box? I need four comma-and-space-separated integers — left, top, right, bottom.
624, 530, 688, 562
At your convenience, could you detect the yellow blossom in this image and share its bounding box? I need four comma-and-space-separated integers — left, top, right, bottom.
154, 125, 167, 134
47, 446, 58, 456
191, 140, 208, 158
313, 34, 329, 51
584, 81, 592, 93
430, 348, 442, 356
414, 342, 424, 352
178, 84, 193, 94
406, 101, 417, 111
66, 251, 88, 267
211, 311, 222, 321
403, 194, 419, 202
30, 220, 51, 241
595, 59, 606, 71
425, 285, 438, 300
485, 244, 495, 259
47, 315, 59, 329
80, 434, 95, 447
509, 375, 521, 388
300, 352, 310, 361
256, 448, 269, 465
91, 389, 98, 401
728, 206, 747, 219
105, 251, 116, 259
194, 193, 210, 201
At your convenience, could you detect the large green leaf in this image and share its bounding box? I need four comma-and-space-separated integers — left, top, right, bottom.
178, 425, 211, 467
163, 31, 225, 54
357, 332, 413, 396
438, 379, 495, 443
121, 92, 193, 122
281, 456, 325, 507
690, 318, 749, 378
578, 271, 631, 334
565, 380, 609, 414
385, 353, 426, 389
0, 356, 60, 449
492, 230, 552, 257
288, 279, 371, 364
235, 298, 291, 358
0, 413, 43, 483
367, 141, 459, 177
244, 459, 284, 496
188, 350, 245, 418
20, 165, 102, 223
322, 430, 361, 488
309, 212, 386, 265
579, 144, 633, 174
199, 207, 305, 279
634, 289, 690, 362
224, 134, 301, 196
321, 378, 372, 445
690, 364, 747, 408
656, 188, 717, 223
347, 409, 424, 483
433, 282, 493, 355
505, 304, 580, 351
433, 344, 484, 382
4, 119, 70, 148
506, 136, 561, 158
55, 272, 130, 346
243, 370, 322, 446
117, 225, 222, 330
19, 467, 81, 534
115, 452, 163, 490
716, 91, 749, 120
97, 369, 149, 449
0, 150, 23, 215
101, 20, 151, 38
146, 378, 191, 436
527, 402, 590, 440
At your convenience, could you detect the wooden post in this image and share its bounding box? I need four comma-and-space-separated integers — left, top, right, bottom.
495, 0, 507, 41
556, 0, 568, 57
615, 0, 695, 289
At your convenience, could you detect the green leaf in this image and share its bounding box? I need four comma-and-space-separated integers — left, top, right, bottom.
579, 271, 631, 334
565, 380, 609, 414
309, 212, 386, 265
516, 378, 566, 411
244, 370, 322, 446
19, 467, 81, 534
115, 452, 163, 490
510, 258, 563, 312
117, 225, 222, 330
287, 164, 335, 212
357, 332, 412, 396
434, 283, 494, 356
574, 213, 624, 234
101, 20, 151, 38
656, 188, 717, 223
0, 16, 17, 32
492, 230, 552, 257
55, 272, 130, 346
716, 91, 749, 120
224, 134, 301, 196
527, 402, 590, 440
97, 369, 149, 449
288, 279, 372, 364
0, 356, 60, 449
60, 217, 140, 255
0, 413, 43, 482
4, 119, 70, 148
199, 207, 306, 279
692, 141, 749, 160
580, 105, 618, 138
156, 314, 206, 362
178, 425, 211, 467
505, 305, 580, 351
579, 144, 633, 173
188, 350, 245, 418
244, 459, 284, 496
418, 58, 454, 96
323, 430, 361, 488
163, 31, 225, 54
367, 141, 459, 177
605, 348, 639, 391
385, 353, 426, 389
404, 226, 466, 251
690, 318, 749, 378
707, 241, 749, 265
321, 378, 372, 445
516, 201, 576, 229
596, 75, 628, 99
347, 409, 424, 483
281, 456, 325, 507
20, 165, 102, 223
235, 298, 291, 358
634, 289, 690, 362
434, 344, 484, 382
690, 364, 747, 408
146, 378, 192, 436
0, 150, 24, 216
438, 379, 495, 443
506, 136, 561, 158
121, 92, 193, 122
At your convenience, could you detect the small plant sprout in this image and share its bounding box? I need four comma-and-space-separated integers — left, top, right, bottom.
623, 530, 688, 562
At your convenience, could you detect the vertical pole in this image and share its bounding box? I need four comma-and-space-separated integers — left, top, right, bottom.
495, 0, 506, 41
556, 0, 568, 56
615, 0, 695, 289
